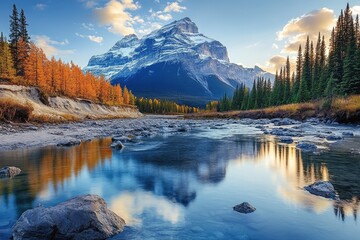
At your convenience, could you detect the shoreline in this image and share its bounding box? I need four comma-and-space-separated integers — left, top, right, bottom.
0, 115, 359, 153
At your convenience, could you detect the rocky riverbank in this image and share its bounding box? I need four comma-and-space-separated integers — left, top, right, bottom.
0, 116, 359, 154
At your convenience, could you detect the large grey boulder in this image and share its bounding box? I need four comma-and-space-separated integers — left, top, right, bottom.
233, 202, 256, 214
12, 194, 125, 240
304, 181, 338, 200
0, 166, 21, 178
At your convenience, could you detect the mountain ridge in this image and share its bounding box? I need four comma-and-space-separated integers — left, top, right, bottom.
84, 17, 273, 106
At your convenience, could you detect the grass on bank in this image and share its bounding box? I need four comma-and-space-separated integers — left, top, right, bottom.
188, 95, 360, 123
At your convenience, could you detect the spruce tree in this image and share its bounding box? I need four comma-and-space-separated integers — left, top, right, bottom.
297, 36, 311, 102
9, 4, 19, 69
292, 45, 302, 102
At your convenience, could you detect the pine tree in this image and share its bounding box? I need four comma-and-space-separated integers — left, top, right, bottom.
9, 4, 20, 71
0, 35, 16, 81
297, 36, 311, 102
292, 45, 302, 102
19, 9, 30, 43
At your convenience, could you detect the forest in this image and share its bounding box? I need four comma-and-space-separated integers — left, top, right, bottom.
213, 3, 360, 112
0, 5, 138, 106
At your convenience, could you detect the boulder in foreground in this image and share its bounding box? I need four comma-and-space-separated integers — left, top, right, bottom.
233, 202, 256, 214
12, 194, 125, 240
304, 181, 338, 200
0, 166, 21, 178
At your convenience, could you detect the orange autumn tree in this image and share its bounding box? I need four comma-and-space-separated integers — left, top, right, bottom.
16, 42, 134, 106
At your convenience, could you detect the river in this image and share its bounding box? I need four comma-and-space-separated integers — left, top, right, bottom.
0, 118, 359, 239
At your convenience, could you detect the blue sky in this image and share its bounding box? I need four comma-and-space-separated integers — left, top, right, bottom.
0, 0, 358, 72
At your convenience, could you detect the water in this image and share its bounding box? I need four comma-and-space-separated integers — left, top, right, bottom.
0, 124, 359, 239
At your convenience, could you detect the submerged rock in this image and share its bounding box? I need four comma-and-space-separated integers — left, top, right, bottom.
0, 166, 21, 178
233, 202, 256, 214
326, 135, 342, 141
304, 181, 338, 200
342, 131, 354, 137
57, 139, 81, 147
110, 141, 125, 149
296, 142, 317, 152
279, 136, 293, 144
12, 194, 125, 240
178, 125, 191, 132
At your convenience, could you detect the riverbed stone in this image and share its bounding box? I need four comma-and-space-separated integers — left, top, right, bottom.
304, 181, 338, 200
296, 142, 317, 152
342, 131, 354, 137
110, 141, 125, 149
326, 135, 342, 141
0, 166, 21, 178
279, 136, 293, 144
233, 202, 256, 214
57, 139, 81, 147
12, 194, 125, 240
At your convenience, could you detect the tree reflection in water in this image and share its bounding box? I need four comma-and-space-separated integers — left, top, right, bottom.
0, 135, 359, 223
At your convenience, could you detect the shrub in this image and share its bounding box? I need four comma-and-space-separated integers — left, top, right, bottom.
0, 98, 34, 122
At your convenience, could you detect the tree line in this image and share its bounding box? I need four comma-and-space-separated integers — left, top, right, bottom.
136, 97, 200, 114
0, 4, 135, 106
213, 3, 360, 112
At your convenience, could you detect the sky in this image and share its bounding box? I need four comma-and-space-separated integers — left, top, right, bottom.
0, 0, 359, 73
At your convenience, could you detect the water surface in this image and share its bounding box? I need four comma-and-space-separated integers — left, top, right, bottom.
0, 124, 359, 239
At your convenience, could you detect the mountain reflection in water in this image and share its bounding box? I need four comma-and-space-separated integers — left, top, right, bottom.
0, 134, 359, 233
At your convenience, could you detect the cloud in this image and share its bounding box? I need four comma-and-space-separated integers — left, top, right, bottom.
351, 6, 360, 16
164, 2, 186, 13
80, 0, 99, 8
277, 8, 336, 53
82, 23, 95, 31
138, 22, 162, 35
260, 55, 296, 74
272, 43, 279, 49
34, 35, 74, 57
95, 0, 141, 36
75, 33, 103, 43
157, 13, 172, 21
245, 42, 259, 49
88, 35, 104, 43
35, 3, 47, 11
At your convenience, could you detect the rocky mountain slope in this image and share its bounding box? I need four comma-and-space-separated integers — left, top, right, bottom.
84, 18, 273, 106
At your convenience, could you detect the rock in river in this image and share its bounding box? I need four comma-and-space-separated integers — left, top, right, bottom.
233, 202, 256, 214
279, 136, 293, 144
110, 141, 125, 149
0, 166, 21, 178
296, 142, 317, 152
304, 181, 338, 200
12, 194, 125, 240
56, 139, 81, 147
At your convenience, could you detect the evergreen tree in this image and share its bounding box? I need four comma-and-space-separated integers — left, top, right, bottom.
9, 4, 20, 70
292, 45, 302, 102
19, 9, 30, 43
297, 36, 311, 102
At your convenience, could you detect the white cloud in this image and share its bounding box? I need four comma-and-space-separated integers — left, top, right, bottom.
164, 2, 186, 13
82, 23, 95, 31
260, 55, 296, 74
157, 13, 172, 21
138, 22, 162, 35
95, 0, 141, 36
245, 42, 259, 49
277, 8, 336, 53
272, 43, 279, 49
35, 3, 47, 11
351, 6, 360, 16
88, 35, 104, 43
76, 33, 103, 43
80, 0, 99, 8
34, 35, 74, 57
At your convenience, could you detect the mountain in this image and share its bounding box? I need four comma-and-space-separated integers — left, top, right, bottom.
84, 17, 273, 106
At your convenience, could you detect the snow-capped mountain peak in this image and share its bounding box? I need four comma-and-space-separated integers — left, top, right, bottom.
84, 17, 273, 106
